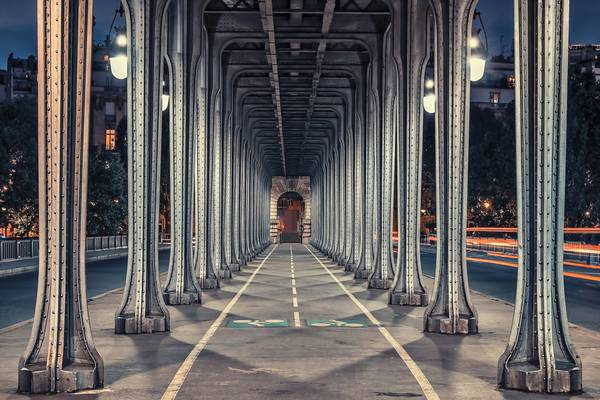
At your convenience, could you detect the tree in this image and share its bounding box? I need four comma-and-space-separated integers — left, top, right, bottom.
565, 71, 600, 227
0, 99, 39, 236
468, 104, 516, 227
87, 150, 128, 236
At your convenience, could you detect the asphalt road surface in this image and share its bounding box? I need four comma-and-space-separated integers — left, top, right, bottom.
1, 248, 599, 333
420, 248, 600, 331
0, 250, 170, 329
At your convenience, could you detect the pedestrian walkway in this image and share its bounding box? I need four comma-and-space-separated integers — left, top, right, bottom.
0, 244, 599, 399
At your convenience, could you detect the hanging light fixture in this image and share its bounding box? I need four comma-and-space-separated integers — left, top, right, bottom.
469, 36, 486, 82
469, 12, 488, 82
162, 81, 170, 111
108, 8, 128, 80
423, 78, 436, 114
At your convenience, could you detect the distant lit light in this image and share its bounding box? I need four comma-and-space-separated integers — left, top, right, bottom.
585, 211, 591, 217
470, 57, 486, 82
423, 94, 436, 114
420, 209, 427, 215
483, 200, 491, 209
425, 79, 434, 90
115, 33, 127, 47
110, 55, 128, 80
469, 37, 480, 49
162, 94, 170, 111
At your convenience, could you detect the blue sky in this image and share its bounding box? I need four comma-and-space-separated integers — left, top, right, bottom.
0, 0, 599, 68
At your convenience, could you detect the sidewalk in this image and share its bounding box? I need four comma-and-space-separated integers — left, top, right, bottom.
0, 245, 170, 278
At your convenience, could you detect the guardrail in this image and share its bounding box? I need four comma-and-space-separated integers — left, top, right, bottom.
0, 235, 128, 262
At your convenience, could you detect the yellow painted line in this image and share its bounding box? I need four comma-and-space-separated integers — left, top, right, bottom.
292, 296, 298, 308
161, 245, 278, 400
294, 311, 301, 327
304, 245, 440, 400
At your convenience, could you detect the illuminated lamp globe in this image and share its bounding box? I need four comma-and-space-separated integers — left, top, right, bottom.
423, 93, 436, 114
115, 33, 127, 47
470, 57, 486, 82
110, 55, 128, 80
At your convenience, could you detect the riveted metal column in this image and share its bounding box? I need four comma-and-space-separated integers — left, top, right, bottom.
332, 143, 341, 262
354, 97, 368, 278
18, 0, 103, 393
337, 137, 347, 266
232, 132, 243, 268
239, 141, 250, 262
115, 0, 171, 334
163, 0, 201, 305
343, 126, 355, 271
357, 85, 378, 279
423, 0, 478, 335
222, 111, 237, 272
369, 25, 397, 290
498, 0, 581, 392
194, 44, 219, 289
210, 90, 231, 279
390, 0, 430, 306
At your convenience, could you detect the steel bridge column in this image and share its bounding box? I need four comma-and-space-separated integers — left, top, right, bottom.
163, 0, 202, 305
369, 26, 398, 290
194, 55, 219, 289
332, 143, 341, 262
390, 0, 429, 307
18, 0, 103, 392
231, 130, 242, 268
115, 0, 171, 335
423, 0, 478, 335
498, 0, 581, 392
344, 126, 355, 271
232, 134, 243, 267
337, 138, 347, 266
354, 99, 367, 278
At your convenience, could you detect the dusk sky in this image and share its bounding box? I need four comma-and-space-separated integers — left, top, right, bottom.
0, 0, 599, 67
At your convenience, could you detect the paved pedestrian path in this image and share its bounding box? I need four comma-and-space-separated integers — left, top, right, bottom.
0, 244, 599, 399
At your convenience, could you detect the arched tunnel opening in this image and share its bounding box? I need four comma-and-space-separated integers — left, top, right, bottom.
277, 191, 305, 243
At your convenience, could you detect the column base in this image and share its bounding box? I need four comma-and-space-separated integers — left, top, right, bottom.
500, 363, 582, 393
18, 363, 102, 394
115, 314, 169, 334
337, 257, 347, 267
389, 292, 429, 306
229, 263, 241, 272
425, 315, 478, 335
200, 277, 220, 289
368, 278, 391, 290
344, 262, 355, 273
163, 291, 201, 305
354, 268, 370, 279
219, 268, 232, 279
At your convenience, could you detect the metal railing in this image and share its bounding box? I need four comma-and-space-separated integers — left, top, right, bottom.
0, 235, 128, 262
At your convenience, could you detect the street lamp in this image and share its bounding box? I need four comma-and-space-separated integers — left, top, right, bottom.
469, 36, 486, 82
107, 6, 128, 80
423, 77, 436, 114
469, 11, 488, 82
162, 81, 170, 111
110, 29, 128, 80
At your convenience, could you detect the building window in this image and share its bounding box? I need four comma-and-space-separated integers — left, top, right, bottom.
105, 128, 116, 150
490, 91, 501, 105
507, 75, 516, 88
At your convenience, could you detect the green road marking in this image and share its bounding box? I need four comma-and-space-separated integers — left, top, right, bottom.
306, 319, 368, 328
227, 319, 289, 328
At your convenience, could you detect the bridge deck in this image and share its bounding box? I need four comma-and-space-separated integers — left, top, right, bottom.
1, 244, 599, 399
